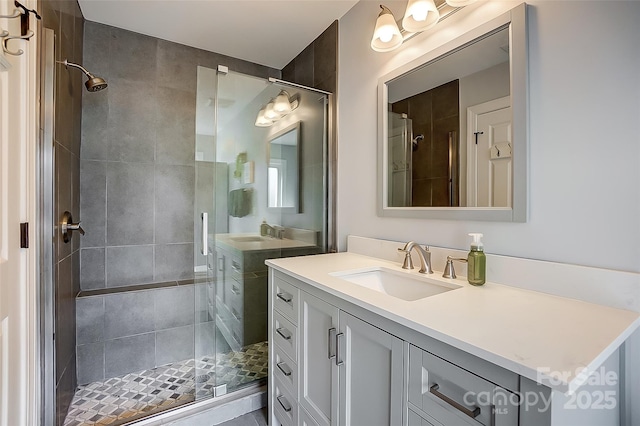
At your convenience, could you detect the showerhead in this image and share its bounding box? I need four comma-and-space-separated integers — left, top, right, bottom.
58, 59, 108, 92
412, 134, 424, 151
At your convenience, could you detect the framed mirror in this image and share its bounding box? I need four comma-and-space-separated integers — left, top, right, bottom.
377, 3, 528, 222
268, 121, 300, 213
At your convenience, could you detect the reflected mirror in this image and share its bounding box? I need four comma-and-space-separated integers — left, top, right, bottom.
378, 4, 527, 222
268, 122, 300, 212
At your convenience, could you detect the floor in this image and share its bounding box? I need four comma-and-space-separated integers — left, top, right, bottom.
63, 341, 268, 426
218, 407, 268, 426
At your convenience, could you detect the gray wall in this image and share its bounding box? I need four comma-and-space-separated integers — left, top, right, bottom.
79, 22, 279, 291
41, 0, 84, 423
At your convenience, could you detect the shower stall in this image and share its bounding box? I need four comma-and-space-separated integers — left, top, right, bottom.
54, 42, 330, 424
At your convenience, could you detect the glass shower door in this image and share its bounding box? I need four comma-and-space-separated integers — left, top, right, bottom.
194, 65, 329, 400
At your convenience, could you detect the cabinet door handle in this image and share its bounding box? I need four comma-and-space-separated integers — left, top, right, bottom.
231, 260, 241, 272
276, 292, 292, 303
328, 328, 336, 359
276, 327, 292, 340
335, 332, 344, 366
276, 362, 292, 377
277, 395, 292, 413
429, 384, 480, 419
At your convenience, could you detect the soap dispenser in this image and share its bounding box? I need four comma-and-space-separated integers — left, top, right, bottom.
467, 233, 486, 286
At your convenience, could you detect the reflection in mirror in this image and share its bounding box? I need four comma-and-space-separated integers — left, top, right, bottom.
378, 3, 527, 222
268, 122, 300, 212
388, 27, 509, 208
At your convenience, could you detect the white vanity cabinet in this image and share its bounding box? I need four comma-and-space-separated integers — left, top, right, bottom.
270, 271, 404, 426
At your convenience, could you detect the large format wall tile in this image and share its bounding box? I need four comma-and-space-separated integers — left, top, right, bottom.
105, 245, 154, 287
154, 243, 194, 282
80, 248, 105, 290
109, 27, 157, 83
77, 342, 105, 384
155, 165, 195, 244
154, 284, 195, 330
155, 87, 196, 166
76, 296, 104, 344
104, 291, 155, 339
105, 333, 155, 378
106, 162, 155, 246
80, 160, 106, 248
107, 79, 157, 163
156, 325, 195, 366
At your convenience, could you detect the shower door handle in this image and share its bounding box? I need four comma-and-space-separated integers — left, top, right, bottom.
201, 212, 208, 256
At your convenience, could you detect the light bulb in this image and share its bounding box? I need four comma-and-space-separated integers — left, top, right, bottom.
412, 9, 427, 21
255, 108, 273, 127
379, 28, 393, 43
264, 102, 280, 120
402, 0, 439, 33
371, 6, 402, 52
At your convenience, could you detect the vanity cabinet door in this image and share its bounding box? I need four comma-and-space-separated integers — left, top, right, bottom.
299, 291, 339, 426
337, 311, 404, 426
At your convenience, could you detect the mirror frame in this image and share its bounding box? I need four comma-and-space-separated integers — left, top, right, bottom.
377, 3, 528, 222
267, 121, 301, 214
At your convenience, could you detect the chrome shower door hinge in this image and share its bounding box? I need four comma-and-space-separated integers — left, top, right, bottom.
213, 384, 227, 397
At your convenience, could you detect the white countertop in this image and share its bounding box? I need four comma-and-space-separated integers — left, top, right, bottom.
266, 252, 640, 394
215, 233, 316, 252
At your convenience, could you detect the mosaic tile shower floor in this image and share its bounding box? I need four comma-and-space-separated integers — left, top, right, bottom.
63, 341, 269, 426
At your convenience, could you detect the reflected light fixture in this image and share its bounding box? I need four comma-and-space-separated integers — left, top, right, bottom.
370, 5, 403, 52
255, 91, 299, 127
402, 0, 439, 33
255, 107, 273, 127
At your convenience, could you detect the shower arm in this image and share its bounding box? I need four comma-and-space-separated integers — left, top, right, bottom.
57, 59, 94, 78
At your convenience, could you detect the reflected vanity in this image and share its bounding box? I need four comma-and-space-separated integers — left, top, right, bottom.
377, 3, 528, 222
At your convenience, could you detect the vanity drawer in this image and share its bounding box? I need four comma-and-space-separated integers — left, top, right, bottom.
273, 272, 300, 324
273, 343, 297, 395
409, 345, 518, 426
273, 311, 297, 362
225, 279, 243, 306
274, 377, 297, 426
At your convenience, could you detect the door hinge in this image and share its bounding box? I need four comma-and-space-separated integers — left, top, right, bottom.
20, 222, 29, 248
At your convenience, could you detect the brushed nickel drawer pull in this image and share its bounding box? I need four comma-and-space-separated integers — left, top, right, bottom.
276, 327, 292, 340
277, 395, 292, 413
276, 292, 292, 303
328, 328, 336, 359
231, 308, 241, 321
429, 384, 480, 419
336, 332, 344, 366
276, 362, 292, 377
231, 285, 240, 295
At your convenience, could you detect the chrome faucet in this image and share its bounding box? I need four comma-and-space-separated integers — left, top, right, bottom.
398, 241, 433, 274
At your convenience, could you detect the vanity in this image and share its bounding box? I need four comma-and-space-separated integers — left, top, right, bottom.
266, 244, 639, 426
213, 232, 320, 350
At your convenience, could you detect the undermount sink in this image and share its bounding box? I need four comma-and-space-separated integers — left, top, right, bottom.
229, 236, 266, 243
330, 267, 461, 301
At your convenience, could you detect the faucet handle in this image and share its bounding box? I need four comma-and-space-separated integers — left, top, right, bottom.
443, 256, 467, 279
397, 248, 414, 270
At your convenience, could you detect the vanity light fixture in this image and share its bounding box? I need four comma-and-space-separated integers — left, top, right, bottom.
371, 0, 475, 52
371, 5, 403, 52
402, 0, 439, 33
255, 91, 299, 127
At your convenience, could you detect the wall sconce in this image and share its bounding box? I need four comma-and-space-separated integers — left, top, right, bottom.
255, 90, 299, 127
371, 0, 474, 52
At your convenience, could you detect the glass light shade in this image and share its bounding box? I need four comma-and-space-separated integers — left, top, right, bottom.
370, 6, 403, 52
445, 0, 476, 7
255, 108, 273, 127
264, 102, 281, 120
273, 91, 292, 114
402, 0, 439, 33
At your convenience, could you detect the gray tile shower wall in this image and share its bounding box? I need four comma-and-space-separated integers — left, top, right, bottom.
41, 0, 85, 423
79, 22, 280, 291
75, 283, 206, 384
